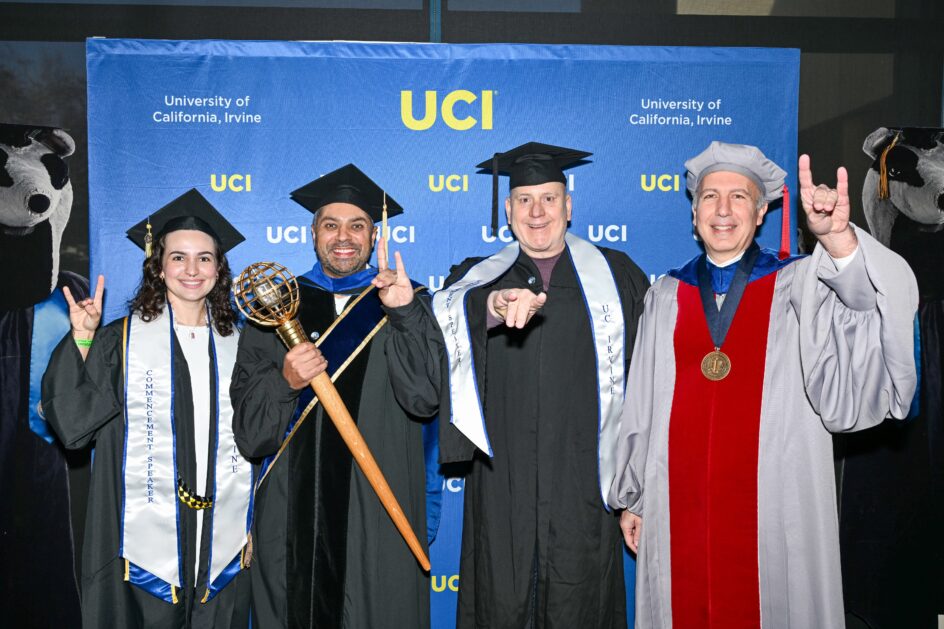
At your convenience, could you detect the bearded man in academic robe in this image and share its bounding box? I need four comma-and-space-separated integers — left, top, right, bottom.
607, 141, 918, 629
230, 164, 431, 629
375, 142, 650, 628
41, 190, 253, 628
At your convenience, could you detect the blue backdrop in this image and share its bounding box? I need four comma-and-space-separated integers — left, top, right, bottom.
87, 38, 799, 628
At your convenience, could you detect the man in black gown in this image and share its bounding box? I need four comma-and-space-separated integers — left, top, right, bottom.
231, 164, 430, 629
376, 143, 650, 628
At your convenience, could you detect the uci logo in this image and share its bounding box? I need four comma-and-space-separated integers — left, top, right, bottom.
431, 575, 460, 593
210, 174, 252, 192
267, 226, 309, 244
387, 225, 416, 244
428, 275, 446, 292
482, 225, 515, 243
442, 477, 464, 493
587, 225, 628, 242
401, 90, 494, 131
429, 174, 469, 192
640, 174, 680, 192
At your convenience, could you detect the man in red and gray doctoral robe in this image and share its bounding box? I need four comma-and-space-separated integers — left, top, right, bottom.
608, 141, 918, 629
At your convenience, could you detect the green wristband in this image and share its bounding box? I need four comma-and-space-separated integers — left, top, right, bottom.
74, 337, 94, 348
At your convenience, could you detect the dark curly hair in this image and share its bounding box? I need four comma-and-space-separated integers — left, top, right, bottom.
128, 232, 238, 336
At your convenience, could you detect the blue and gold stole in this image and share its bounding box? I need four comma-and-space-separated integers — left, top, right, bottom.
256, 278, 423, 486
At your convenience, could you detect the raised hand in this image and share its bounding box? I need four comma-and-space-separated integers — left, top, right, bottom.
64, 274, 104, 336
372, 237, 415, 308
798, 154, 858, 257
487, 288, 547, 329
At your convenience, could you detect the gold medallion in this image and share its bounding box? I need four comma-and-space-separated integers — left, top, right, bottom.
701, 349, 731, 381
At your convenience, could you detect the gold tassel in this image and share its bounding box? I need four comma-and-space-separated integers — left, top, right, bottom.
171, 585, 179, 605
878, 132, 900, 200
242, 532, 253, 568
201, 588, 210, 604
123, 558, 130, 581
382, 191, 389, 239
144, 217, 153, 258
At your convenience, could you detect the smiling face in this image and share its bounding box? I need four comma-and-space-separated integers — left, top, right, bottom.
505, 181, 572, 259
311, 202, 378, 278
693, 170, 767, 264
160, 229, 219, 310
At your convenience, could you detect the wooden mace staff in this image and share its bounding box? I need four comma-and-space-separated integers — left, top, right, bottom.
233, 261, 430, 572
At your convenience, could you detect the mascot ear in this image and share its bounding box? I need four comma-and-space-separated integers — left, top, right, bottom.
38, 128, 75, 158
863, 127, 894, 160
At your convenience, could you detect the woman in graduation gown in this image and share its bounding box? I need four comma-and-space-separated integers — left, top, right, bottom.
41, 190, 253, 629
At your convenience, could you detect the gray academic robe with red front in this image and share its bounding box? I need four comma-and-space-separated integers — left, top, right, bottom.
608, 225, 918, 629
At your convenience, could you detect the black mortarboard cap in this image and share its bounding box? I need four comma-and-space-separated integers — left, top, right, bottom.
862, 127, 944, 199
126, 189, 245, 256
476, 142, 591, 236
290, 163, 404, 223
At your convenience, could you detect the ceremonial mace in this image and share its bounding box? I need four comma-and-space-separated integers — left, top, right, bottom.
233, 262, 431, 571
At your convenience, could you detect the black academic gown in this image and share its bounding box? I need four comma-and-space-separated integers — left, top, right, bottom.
0, 272, 85, 629
837, 215, 944, 628
41, 318, 251, 629
231, 281, 430, 629
385, 245, 649, 629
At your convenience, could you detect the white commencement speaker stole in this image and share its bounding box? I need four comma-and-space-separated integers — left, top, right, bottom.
432, 233, 625, 504
121, 309, 251, 603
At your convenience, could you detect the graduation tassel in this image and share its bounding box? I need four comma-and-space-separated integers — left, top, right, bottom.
380, 190, 390, 245
144, 217, 153, 258
241, 532, 253, 568
878, 132, 900, 200
381, 191, 389, 268
778, 183, 791, 260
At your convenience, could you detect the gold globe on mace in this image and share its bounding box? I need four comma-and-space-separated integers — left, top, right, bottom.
233, 261, 430, 572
